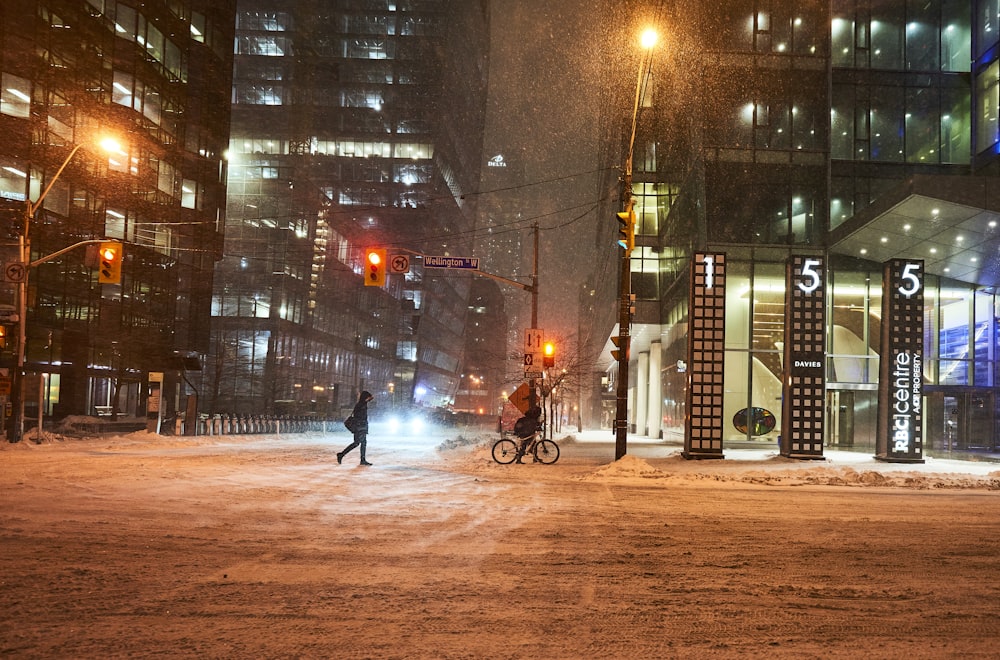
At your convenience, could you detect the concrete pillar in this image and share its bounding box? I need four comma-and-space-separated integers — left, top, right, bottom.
647, 340, 662, 439
636, 351, 649, 437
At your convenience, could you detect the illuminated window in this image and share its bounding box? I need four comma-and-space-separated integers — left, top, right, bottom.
0, 72, 31, 118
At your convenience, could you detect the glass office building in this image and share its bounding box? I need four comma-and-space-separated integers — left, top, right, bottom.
600, 0, 1000, 457
0, 1, 235, 425
208, 1, 489, 416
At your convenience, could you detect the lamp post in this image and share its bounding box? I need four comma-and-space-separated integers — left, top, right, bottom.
615, 28, 657, 460
10, 138, 118, 442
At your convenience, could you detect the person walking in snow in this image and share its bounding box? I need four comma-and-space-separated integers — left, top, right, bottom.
338, 390, 374, 466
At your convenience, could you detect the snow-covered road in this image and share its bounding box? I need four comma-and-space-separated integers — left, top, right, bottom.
1, 427, 998, 658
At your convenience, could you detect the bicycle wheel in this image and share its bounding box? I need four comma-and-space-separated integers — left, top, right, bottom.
492, 438, 519, 464
533, 439, 560, 464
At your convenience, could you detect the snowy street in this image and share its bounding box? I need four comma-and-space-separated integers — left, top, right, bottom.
2, 426, 999, 658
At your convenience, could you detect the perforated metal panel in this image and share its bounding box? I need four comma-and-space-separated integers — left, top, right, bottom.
780, 256, 825, 459
684, 253, 726, 460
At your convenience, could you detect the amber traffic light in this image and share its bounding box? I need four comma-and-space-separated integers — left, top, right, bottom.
364, 248, 387, 286
616, 208, 635, 252
98, 241, 122, 284
543, 341, 555, 367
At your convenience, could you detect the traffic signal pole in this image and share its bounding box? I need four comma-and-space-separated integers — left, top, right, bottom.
614, 32, 656, 460
615, 207, 632, 461
10, 238, 111, 442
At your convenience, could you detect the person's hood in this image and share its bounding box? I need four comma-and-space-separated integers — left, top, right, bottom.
360, 390, 373, 402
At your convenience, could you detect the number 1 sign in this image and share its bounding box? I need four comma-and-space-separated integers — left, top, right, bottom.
684, 252, 727, 460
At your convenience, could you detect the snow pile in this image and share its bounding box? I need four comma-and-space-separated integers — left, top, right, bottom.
579, 454, 664, 480
727, 466, 1000, 490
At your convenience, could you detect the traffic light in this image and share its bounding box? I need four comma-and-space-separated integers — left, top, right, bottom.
98, 241, 122, 284
543, 341, 555, 367
616, 207, 635, 252
364, 248, 387, 286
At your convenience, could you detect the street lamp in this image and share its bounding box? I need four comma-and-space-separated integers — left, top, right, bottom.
10, 137, 119, 442
615, 28, 658, 460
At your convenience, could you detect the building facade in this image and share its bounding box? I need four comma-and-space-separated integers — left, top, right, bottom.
0, 0, 235, 429
207, 0, 490, 417
600, 0, 1000, 458
452, 278, 507, 415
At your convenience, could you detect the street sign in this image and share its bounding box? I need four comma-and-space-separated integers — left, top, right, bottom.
3, 262, 26, 283
507, 383, 532, 414
524, 328, 543, 377
423, 255, 480, 270
390, 254, 410, 273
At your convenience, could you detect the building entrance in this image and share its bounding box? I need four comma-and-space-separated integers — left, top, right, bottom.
826, 388, 878, 452
925, 388, 997, 456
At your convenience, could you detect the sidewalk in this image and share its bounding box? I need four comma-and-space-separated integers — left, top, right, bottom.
566, 428, 1000, 477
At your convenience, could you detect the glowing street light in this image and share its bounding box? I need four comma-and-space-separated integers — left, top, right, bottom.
11, 136, 122, 442
615, 28, 658, 460
640, 28, 658, 50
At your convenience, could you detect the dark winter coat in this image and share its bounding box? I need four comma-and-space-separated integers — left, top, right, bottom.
351, 391, 373, 434
513, 406, 541, 439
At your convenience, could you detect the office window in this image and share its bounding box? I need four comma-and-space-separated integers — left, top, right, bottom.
906, 12, 939, 71
942, 0, 971, 72
233, 83, 284, 105
941, 86, 971, 162
237, 11, 290, 31
978, 0, 1000, 58
346, 15, 391, 35
871, 15, 904, 69
977, 60, 1000, 153
1, 72, 31, 117
630, 247, 660, 300
871, 86, 904, 161
834, 3, 970, 73
906, 86, 939, 162
346, 39, 392, 59
831, 90, 854, 159
237, 36, 289, 56
0, 155, 27, 201
832, 17, 853, 67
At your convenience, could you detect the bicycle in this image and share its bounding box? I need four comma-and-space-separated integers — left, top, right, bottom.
492, 431, 560, 465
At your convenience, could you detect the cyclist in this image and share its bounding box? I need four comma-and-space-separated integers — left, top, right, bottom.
513, 406, 542, 464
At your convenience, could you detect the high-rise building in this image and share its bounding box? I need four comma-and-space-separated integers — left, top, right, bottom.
600, 0, 1000, 456
0, 1, 235, 430
453, 278, 507, 415
209, 1, 490, 416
